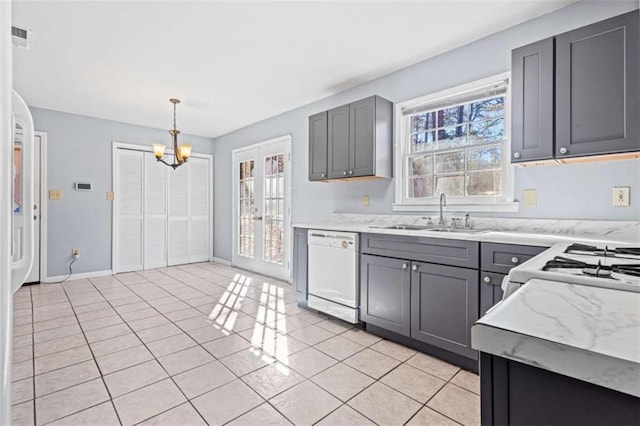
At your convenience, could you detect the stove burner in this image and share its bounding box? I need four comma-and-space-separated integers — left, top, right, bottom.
542, 256, 640, 278
564, 244, 640, 258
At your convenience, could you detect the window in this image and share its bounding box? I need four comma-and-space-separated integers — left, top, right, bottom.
394, 73, 517, 212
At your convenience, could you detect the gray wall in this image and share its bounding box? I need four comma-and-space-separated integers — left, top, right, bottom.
212, 0, 640, 262
31, 107, 214, 277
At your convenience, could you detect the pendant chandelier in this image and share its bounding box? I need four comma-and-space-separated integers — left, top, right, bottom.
152, 98, 192, 169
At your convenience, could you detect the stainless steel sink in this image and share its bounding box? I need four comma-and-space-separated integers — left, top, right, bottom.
370, 224, 433, 230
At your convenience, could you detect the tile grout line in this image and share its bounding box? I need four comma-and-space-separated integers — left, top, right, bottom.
55, 280, 125, 426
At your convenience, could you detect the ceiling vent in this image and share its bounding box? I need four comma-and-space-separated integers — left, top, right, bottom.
12, 26, 31, 49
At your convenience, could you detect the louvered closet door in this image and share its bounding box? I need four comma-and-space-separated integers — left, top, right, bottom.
168, 163, 189, 266
189, 157, 210, 263
116, 150, 144, 272
143, 152, 167, 269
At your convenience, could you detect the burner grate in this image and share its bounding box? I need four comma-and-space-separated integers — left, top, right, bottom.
564, 244, 640, 258
542, 256, 640, 278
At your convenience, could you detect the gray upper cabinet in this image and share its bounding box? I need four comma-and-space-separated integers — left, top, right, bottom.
411, 261, 479, 360
309, 95, 392, 181
511, 10, 639, 163
327, 105, 351, 179
556, 10, 639, 158
360, 254, 411, 337
511, 38, 555, 163
349, 97, 376, 177
308, 112, 328, 181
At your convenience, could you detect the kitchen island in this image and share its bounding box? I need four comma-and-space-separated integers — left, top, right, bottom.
472, 278, 640, 425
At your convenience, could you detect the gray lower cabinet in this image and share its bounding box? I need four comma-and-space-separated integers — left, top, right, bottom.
410, 261, 479, 360
293, 228, 308, 302
480, 272, 505, 316
511, 38, 555, 163
556, 10, 639, 158
481, 354, 640, 425
308, 112, 328, 181
360, 254, 411, 337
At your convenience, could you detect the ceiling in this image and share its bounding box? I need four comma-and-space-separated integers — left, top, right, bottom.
13, 0, 577, 138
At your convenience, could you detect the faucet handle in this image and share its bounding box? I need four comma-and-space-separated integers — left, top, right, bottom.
422, 216, 433, 225
451, 218, 462, 229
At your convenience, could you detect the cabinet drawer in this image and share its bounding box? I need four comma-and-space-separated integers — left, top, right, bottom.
481, 243, 547, 274
361, 233, 479, 269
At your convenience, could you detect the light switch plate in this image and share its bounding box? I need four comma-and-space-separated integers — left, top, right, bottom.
362, 194, 369, 207
49, 189, 62, 200
522, 189, 537, 207
612, 186, 630, 207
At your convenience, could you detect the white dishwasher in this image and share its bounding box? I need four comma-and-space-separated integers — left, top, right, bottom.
307, 230, 359, 324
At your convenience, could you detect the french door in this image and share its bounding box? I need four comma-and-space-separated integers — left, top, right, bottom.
233, 136, 291, 281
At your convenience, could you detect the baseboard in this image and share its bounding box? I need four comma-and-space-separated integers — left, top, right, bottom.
43, 269, 113, 283
211, 257, 232, 266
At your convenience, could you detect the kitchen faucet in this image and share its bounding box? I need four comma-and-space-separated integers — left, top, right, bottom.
439, 193, 447, 226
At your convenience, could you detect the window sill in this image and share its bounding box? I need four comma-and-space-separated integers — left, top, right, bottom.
392, 201, 520, 213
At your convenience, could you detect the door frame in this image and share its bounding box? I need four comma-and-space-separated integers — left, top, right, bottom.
231, 134, 292, 282
35, 131, 47, 283
111, 141, 214, 273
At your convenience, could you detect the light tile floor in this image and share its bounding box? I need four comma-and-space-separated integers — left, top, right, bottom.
10, 262, 480, 426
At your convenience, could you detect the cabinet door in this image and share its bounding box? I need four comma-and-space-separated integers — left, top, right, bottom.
308, 112, 328, 181
556, 10, 639, 158
327, 105, 350, 179
292, 228, 308, 302
411, 262, 479, 359
511, 38, 554, 163
360, 254, 411, 336
349, 97, 376, 177
480, 272, 506, 316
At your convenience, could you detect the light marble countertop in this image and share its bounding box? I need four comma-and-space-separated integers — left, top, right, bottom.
472, 278, 640, 397
293, 220, 638, 246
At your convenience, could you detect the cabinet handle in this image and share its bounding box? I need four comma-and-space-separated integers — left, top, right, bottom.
513, 152, 521, 159
321, 173, 325, 178
511, 256, 520, 264
348, 170, 353, 175
342, 170, 347, 176
483, 276, 491, 283
559, 147, 568, 155
412, 265, 418, 271
402, 263, 408, 270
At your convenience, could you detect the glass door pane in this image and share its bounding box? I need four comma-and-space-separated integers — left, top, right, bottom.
263, 153, 285, 264
238, 159, 255, 258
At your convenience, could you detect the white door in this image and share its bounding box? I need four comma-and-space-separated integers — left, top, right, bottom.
168, 162, 189, 266
233, 136, 291, 281
144, 152, 167, 269
115, 149, 144, 272
167, 156, 212, 266
12, 130, 41, 283
188, 156, 211, 263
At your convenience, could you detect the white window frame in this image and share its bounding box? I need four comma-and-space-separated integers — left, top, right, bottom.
393, 72, 518, 213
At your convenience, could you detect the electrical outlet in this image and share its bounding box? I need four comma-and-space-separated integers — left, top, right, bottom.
107, 191, 115, 201
71, 248, 80, 258
362, 194, 369, 207
49, 189, 62, 200
612, 187, 630, 207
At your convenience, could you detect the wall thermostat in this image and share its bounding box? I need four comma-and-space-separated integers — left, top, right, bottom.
74, 182, 92, 191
